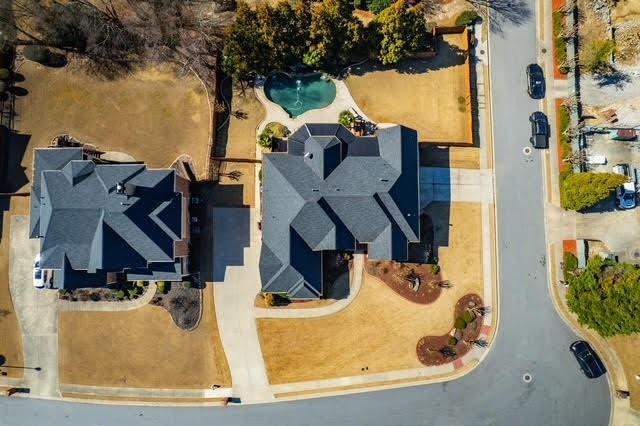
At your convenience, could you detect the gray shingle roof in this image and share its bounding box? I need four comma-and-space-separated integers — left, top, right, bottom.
30, 148, 186, 288
260, 124, 420, 299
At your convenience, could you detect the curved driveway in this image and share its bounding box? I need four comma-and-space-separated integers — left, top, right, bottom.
0, 2, 611, 425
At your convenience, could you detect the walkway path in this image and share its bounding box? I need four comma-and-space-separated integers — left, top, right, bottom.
8, 215, 60, 398
211, 207, 273, 403
254, 254, 364, 319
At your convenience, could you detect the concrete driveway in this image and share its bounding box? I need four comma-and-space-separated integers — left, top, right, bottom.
7, 215, 60, 398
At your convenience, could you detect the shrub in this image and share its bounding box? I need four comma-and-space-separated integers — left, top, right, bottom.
367, 0, 393, 14
461, 309, 476, 324
258, 122, 290, 148
567, 256, 640, 336
136, 280, 145, 288
581, 39, 616, 74
429, 264, 440, 275
182, 281, 192, 289
338, 110, 355, 128
552, 12, 569, 74
0, 68, 10, 81
563, 251, 579, 281
130, 287, 140, 297
455, 10, 479, 27
561, 172, 627, 211
263, 292, 275, 307
156, 281, 167, 294
115, 290, 126, 300
454, 317, 467, 330
23, 45, 50, 64
448, 336, 458, 346
258, 168, 263, 183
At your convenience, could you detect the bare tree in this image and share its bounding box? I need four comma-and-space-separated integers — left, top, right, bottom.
465, 0, 533, 33
439, 345, 457, 359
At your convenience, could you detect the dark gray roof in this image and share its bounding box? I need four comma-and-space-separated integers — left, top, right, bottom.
30, 148, 186, 288
260, 124, 420, 299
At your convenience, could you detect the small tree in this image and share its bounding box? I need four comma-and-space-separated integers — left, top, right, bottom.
455, 10, 479, 26
368, 0, 393, 14
580, 39, 616, 74
263, 292, 275, 307
374, 1, 431, 65
567, 256, 640, 337
338, 110, 355, 127
561, 172, 627, 211
258, 122, 290, 148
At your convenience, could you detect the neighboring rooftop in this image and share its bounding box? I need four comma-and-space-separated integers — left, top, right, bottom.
259, 123, 420, 299
30, 148, 189, 289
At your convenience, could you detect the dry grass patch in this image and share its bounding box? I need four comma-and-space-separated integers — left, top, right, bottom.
346, 33, 471, 145
608, 334, 640, 410
210, 84, 265, 207
58, 285, 230, 389
612, 0, 640, 24
256, 202, 484, 384
13, 59, 210, 188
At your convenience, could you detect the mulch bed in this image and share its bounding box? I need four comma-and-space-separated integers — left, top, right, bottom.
365, 258, 442, 304
151, 283, 202, 331
416, 293, 484, 366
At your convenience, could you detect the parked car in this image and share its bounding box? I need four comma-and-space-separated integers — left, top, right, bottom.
612, 164, 636, 209
529, 111, 549, 149
33, 254, 44, 289
569, 341, 606, 379
526, 64, 546, 99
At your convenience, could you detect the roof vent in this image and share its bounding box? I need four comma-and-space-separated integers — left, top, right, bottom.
304, 152, 313, 160
312, 189, 319, 192
116, 182, 124, 194
380, 178, 389, 182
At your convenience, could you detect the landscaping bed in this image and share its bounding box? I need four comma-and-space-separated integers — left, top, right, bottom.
58, 281, 149, 302
365, 259, 443, 304
151, 282, 202, 331
416, 293, 484, 366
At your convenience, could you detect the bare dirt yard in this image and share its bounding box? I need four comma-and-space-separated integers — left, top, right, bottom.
608, 334, 640, 410
13, 58, 210, 186
209, 82, 265, 207
58, 285, 230, 389
256, 202, 484, 384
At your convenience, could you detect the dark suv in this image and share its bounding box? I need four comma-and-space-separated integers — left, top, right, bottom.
527, 64, 546, 99
570, 341, 606, 379
529, 111, 549, 149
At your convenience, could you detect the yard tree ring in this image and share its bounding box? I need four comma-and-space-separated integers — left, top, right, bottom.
522, 372, 533, 383
523, 146, 533, 156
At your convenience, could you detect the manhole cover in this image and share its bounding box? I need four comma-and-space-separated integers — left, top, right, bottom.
523, 146, 533, 156
522, 373, 533, 383
541, 48, 547, 54
480, 49, 485, 55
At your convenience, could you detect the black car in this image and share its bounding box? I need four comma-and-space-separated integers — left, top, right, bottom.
527, 64, 546, 99
570, 341, 607, 379
529, 111, 549, 149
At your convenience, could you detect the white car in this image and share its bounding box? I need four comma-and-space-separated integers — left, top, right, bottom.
613, 164, 636, 209
33, 254, 44, 289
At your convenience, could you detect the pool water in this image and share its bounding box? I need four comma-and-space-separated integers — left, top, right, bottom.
264, 72, 337, 117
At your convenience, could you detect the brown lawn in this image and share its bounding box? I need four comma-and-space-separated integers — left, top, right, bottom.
210, 82, 265, 207
608, 334, 640, 410
256, 202, 484, 384
346, 33, 472, 145
58, 285, 231, 389
13, 59, 210, 186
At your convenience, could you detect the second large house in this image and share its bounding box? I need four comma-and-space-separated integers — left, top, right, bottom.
259, 123, 421, 299
29, 147, 191, 289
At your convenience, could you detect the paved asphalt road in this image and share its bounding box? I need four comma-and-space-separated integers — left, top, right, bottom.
0, 2, 611, 425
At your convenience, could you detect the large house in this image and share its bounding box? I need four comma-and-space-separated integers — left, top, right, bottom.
259, 123, 420, 299
29, 147, 190, 289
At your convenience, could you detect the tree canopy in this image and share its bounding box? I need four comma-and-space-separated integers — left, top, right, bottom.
373, 0, 430, 65
561, 172, 627, 211
567, 256, 640, 337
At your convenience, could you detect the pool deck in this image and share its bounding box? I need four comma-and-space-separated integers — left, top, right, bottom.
254, 76, 371, 134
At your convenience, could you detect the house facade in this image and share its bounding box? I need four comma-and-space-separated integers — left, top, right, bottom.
29, 147, 190, 289
259, 123, 420, 299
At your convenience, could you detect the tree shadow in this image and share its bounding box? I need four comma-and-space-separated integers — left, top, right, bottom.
346, 37, 467, 77
593, 68, 632, 90
0, 126, 31, 240
485, 0, 533, 34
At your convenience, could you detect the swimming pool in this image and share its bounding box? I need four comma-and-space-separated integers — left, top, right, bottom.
264, 72, 337, 117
